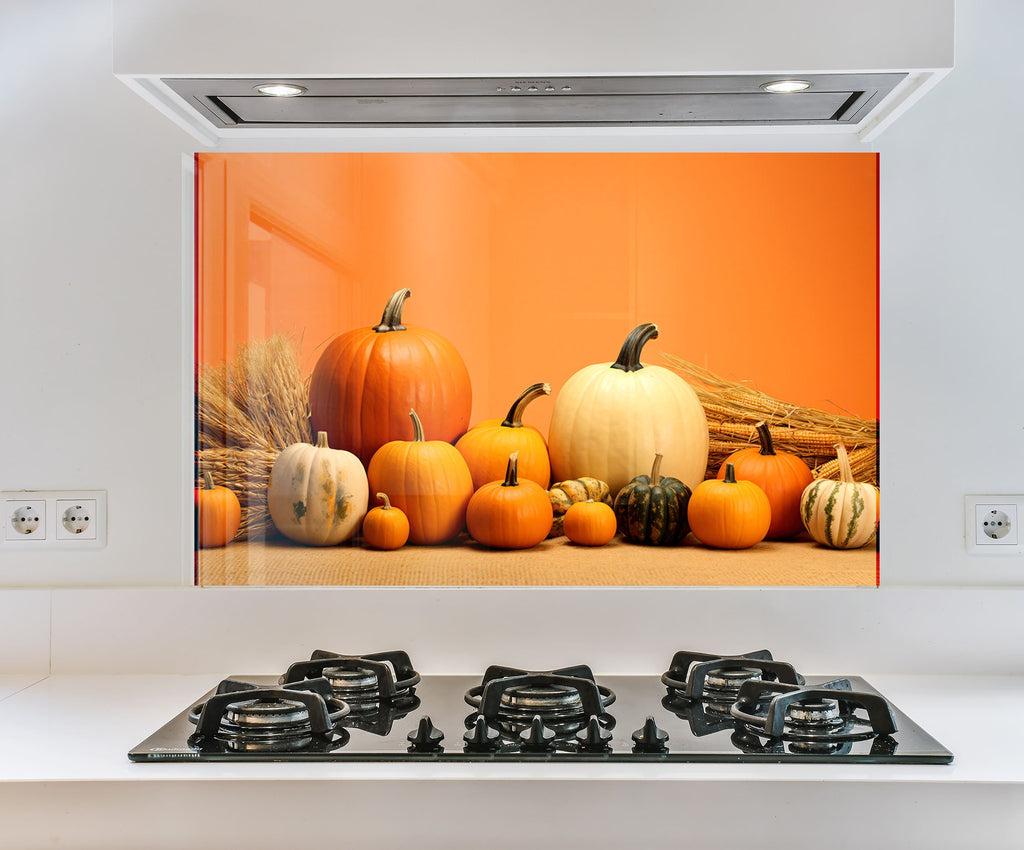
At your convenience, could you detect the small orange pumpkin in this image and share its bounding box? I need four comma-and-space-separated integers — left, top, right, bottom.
688, 462, 771, 550
717, 421, 813, 540
466, 452, 554, 550
195, 471, 241, 548
361, 492, 410, 550
367, 409, 474, 545
563, 500, 617, 547
456, 382, 552, 490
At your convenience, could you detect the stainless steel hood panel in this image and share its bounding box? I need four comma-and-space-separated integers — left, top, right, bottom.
166, 74, 904, 129
114, 1, 952, 143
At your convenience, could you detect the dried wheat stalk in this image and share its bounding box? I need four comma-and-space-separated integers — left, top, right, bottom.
662, 353, 878, 485
195, 335, 312, 538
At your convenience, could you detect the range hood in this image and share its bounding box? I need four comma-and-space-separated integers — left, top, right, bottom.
162, 73, 908, 130
113, 0, 953, 146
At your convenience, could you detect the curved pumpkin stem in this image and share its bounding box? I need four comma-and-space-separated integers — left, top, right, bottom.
722, 462, 738, 484
754, 421, 777, 456
502, 452, 520, 487
314, 431, 330, 449
649, 452, 664, 487
202, 471, 216, 490
408, 409, 426, 442
376, 492, 394, 510
501, 382, 551, 428
372, 288, 412, 333
611, 323, 659, 373
835, 443, 854, 484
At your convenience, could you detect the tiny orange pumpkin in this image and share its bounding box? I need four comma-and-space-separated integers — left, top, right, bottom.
563, 500, 617, 547
361, 492, 410, 550
195, 471, 241, 548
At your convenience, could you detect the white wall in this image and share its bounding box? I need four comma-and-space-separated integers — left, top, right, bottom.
0, 0, 1021, 588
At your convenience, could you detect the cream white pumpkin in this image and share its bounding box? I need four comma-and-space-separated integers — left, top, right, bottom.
799, 443, 879, 549
268, 431, 369, 546
547, 323, 709, 494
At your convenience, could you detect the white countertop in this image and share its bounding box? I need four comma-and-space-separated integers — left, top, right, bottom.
0, 673, 1022, 848
1, 673, 1020, 782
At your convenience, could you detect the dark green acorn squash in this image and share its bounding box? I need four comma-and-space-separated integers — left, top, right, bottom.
613, 453, 692, 545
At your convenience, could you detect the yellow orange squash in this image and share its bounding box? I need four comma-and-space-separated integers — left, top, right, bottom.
367, 409, 474, 545
456, 382, 552, 490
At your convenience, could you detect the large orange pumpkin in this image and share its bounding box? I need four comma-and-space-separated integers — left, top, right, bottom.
366, 409, 474, 545
455, 382, 551, 490
717, 421, 813, 539
309, 288, 473, 467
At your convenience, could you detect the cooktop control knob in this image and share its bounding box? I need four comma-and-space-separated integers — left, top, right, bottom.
407, 716, 444, 752
631, 716, 670, 753
463, 715, 502, 752
519, 715, 557, 752
576, 714, 613, 752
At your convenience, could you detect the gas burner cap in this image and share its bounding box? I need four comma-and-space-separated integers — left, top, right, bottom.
785, 698, 844, 731
704, 666, 764, 694
323, 665, 380, 693
500, 683, 583, 714
224, 697, 310, 729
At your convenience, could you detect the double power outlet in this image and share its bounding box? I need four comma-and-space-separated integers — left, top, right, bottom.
2, 490, 107, 549
964, 495, 1024, 556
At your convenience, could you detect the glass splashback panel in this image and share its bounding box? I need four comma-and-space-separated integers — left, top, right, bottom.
195, 152, 878, 587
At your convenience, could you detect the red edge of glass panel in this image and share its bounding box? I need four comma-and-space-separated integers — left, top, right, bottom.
875, 152, 881, 589
193, 152, 201, 585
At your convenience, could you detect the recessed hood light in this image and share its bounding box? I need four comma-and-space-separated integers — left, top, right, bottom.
255, 83, 307, 97
760, 80, 813, 93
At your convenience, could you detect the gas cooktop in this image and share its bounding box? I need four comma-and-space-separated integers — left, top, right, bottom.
128, 649, 954, 764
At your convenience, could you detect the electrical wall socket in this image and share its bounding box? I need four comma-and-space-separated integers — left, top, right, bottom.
1, 490, 106, 549
964, 495, 1024, 556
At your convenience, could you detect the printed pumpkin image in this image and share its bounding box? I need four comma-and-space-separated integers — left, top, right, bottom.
267, 432, 369, 546
367, 409, 474, 545
613, 453, 692, 546
309, 288, 473, 467
548, 323, 709, 495
195, 471, 241, 548
456, 382, 552, 490
800, 443, 879, 549
688, 463, 771, 550
466, 452, 553, 550
717, 421, 814, 540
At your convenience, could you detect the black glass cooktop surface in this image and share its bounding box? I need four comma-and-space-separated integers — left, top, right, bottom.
129, 673, 953, 764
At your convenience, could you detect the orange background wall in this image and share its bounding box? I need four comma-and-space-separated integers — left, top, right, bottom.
197, 152, 878, 436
